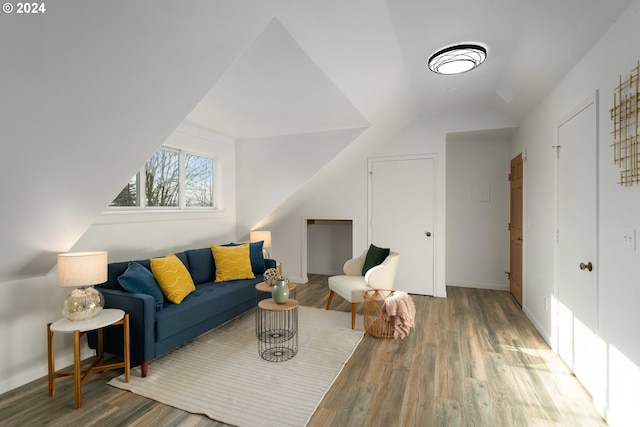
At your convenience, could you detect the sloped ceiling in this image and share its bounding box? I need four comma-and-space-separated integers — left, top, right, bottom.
0, 0, 634, 282
387, 0, 634, 121
186, 0, 633, 139
235, 127, 368, 234
184, 19, 369, 138
0, 0, 288, 281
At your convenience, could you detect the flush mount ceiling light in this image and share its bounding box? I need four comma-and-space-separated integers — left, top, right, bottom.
428, 44, 487, 75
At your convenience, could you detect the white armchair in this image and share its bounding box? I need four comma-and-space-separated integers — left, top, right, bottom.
326, 250, 399, 329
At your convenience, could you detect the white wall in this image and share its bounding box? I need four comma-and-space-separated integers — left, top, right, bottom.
446, 139, 510, 290
0, 1, 281, 283
235, 127, 365, 239
73, 125, 238, 259
262, 110, 518, 297
511, 1, 640, 423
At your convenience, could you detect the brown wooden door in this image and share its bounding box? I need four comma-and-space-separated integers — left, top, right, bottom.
509, 154, 523, 306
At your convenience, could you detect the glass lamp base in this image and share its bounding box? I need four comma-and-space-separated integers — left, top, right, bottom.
62, 286, 105, 321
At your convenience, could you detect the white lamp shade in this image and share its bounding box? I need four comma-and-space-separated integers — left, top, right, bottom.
250, 230, 271, 248
57, 251, 108, 288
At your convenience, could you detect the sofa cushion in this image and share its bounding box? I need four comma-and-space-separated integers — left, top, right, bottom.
328, 275, 370, 303
155, 278, 259, 342
118, 261, 164, 311
223, 241, 266, 274
211, 244, 256, 282
150, 253, 196, 304
174, 251, 190, 270
362, 244, 390, 275
248, 241, 266, 273
185, 247, 215, 284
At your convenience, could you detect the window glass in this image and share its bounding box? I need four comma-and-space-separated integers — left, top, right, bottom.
145, 149, 179, 207
110, 175, 138, 207
185, 154, 214, 207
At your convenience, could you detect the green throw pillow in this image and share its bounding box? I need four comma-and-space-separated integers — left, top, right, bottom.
362, 244, 390, 275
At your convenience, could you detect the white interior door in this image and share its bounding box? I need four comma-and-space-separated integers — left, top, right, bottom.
556, 94, 598, 399
369, 155, 435, 295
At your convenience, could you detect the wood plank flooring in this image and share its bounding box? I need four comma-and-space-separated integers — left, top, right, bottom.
0, 275, 607, 426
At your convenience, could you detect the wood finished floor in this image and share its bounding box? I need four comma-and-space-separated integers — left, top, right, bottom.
0, 275, 606, 426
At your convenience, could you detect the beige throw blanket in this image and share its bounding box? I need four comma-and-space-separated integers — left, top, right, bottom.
383, 291, 416, 339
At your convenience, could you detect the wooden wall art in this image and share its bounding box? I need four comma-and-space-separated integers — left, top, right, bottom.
611, 60, 640, 186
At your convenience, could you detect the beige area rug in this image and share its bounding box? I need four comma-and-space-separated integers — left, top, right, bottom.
109, 306, 364, 427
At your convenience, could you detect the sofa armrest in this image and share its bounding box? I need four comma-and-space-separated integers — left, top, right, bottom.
89, 288, 157, 364
343, 250, 368, 276
265, 258, 277, 270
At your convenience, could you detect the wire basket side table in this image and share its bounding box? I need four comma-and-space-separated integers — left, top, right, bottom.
257, 298, 298, 362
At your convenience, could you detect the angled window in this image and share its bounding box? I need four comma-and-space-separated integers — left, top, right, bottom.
109, 147, 215, 210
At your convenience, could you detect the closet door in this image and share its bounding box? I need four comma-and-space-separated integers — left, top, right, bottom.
369, 155, 435, 295
556, 94, 598, 400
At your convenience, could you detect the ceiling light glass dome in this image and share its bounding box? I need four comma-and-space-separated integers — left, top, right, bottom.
428, 44, 487, 75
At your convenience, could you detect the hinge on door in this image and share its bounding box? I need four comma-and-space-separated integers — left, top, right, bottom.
508, 173, 512, 181
508, 222, 511, 231
505, 271, 511, 279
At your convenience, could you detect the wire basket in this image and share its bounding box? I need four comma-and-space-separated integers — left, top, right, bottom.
363, 289, 395, 339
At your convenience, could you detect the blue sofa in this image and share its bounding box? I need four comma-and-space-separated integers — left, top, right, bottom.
88, 246, 275, 377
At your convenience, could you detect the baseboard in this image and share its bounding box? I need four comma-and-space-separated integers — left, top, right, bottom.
522, 307, 552, 347
446, 280, 509, 292
289, 275, 308, 284
307, 269, 343, 276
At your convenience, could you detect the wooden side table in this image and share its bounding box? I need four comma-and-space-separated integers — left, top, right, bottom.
257, 298, 298, 362
47, 308, 130, 409
255, 282, 298, 337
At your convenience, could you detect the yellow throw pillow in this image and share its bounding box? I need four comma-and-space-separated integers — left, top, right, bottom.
150, 253, 195, 304
211, 244, 256, 282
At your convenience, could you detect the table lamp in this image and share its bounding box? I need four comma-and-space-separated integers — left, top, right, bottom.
57, 251, 108, 321
250, 230, 271, 259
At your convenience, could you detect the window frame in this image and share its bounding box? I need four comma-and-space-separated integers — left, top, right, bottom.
106, 146, 217, 211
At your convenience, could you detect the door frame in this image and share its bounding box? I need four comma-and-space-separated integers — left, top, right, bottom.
509, 153, 524, 306
553, 91, 600, 352
553, 90, 602, 409
367, 154, 437, 296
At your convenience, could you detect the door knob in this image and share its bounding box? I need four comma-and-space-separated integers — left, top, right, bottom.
579, 262, 593, 272
425, 231, 432, 237
516, 237, 522, 241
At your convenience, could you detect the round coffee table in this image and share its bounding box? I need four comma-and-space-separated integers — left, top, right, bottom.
256, 298, 298, 362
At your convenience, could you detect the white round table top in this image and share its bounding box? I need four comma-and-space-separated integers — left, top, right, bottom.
50, 309, 124, 333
